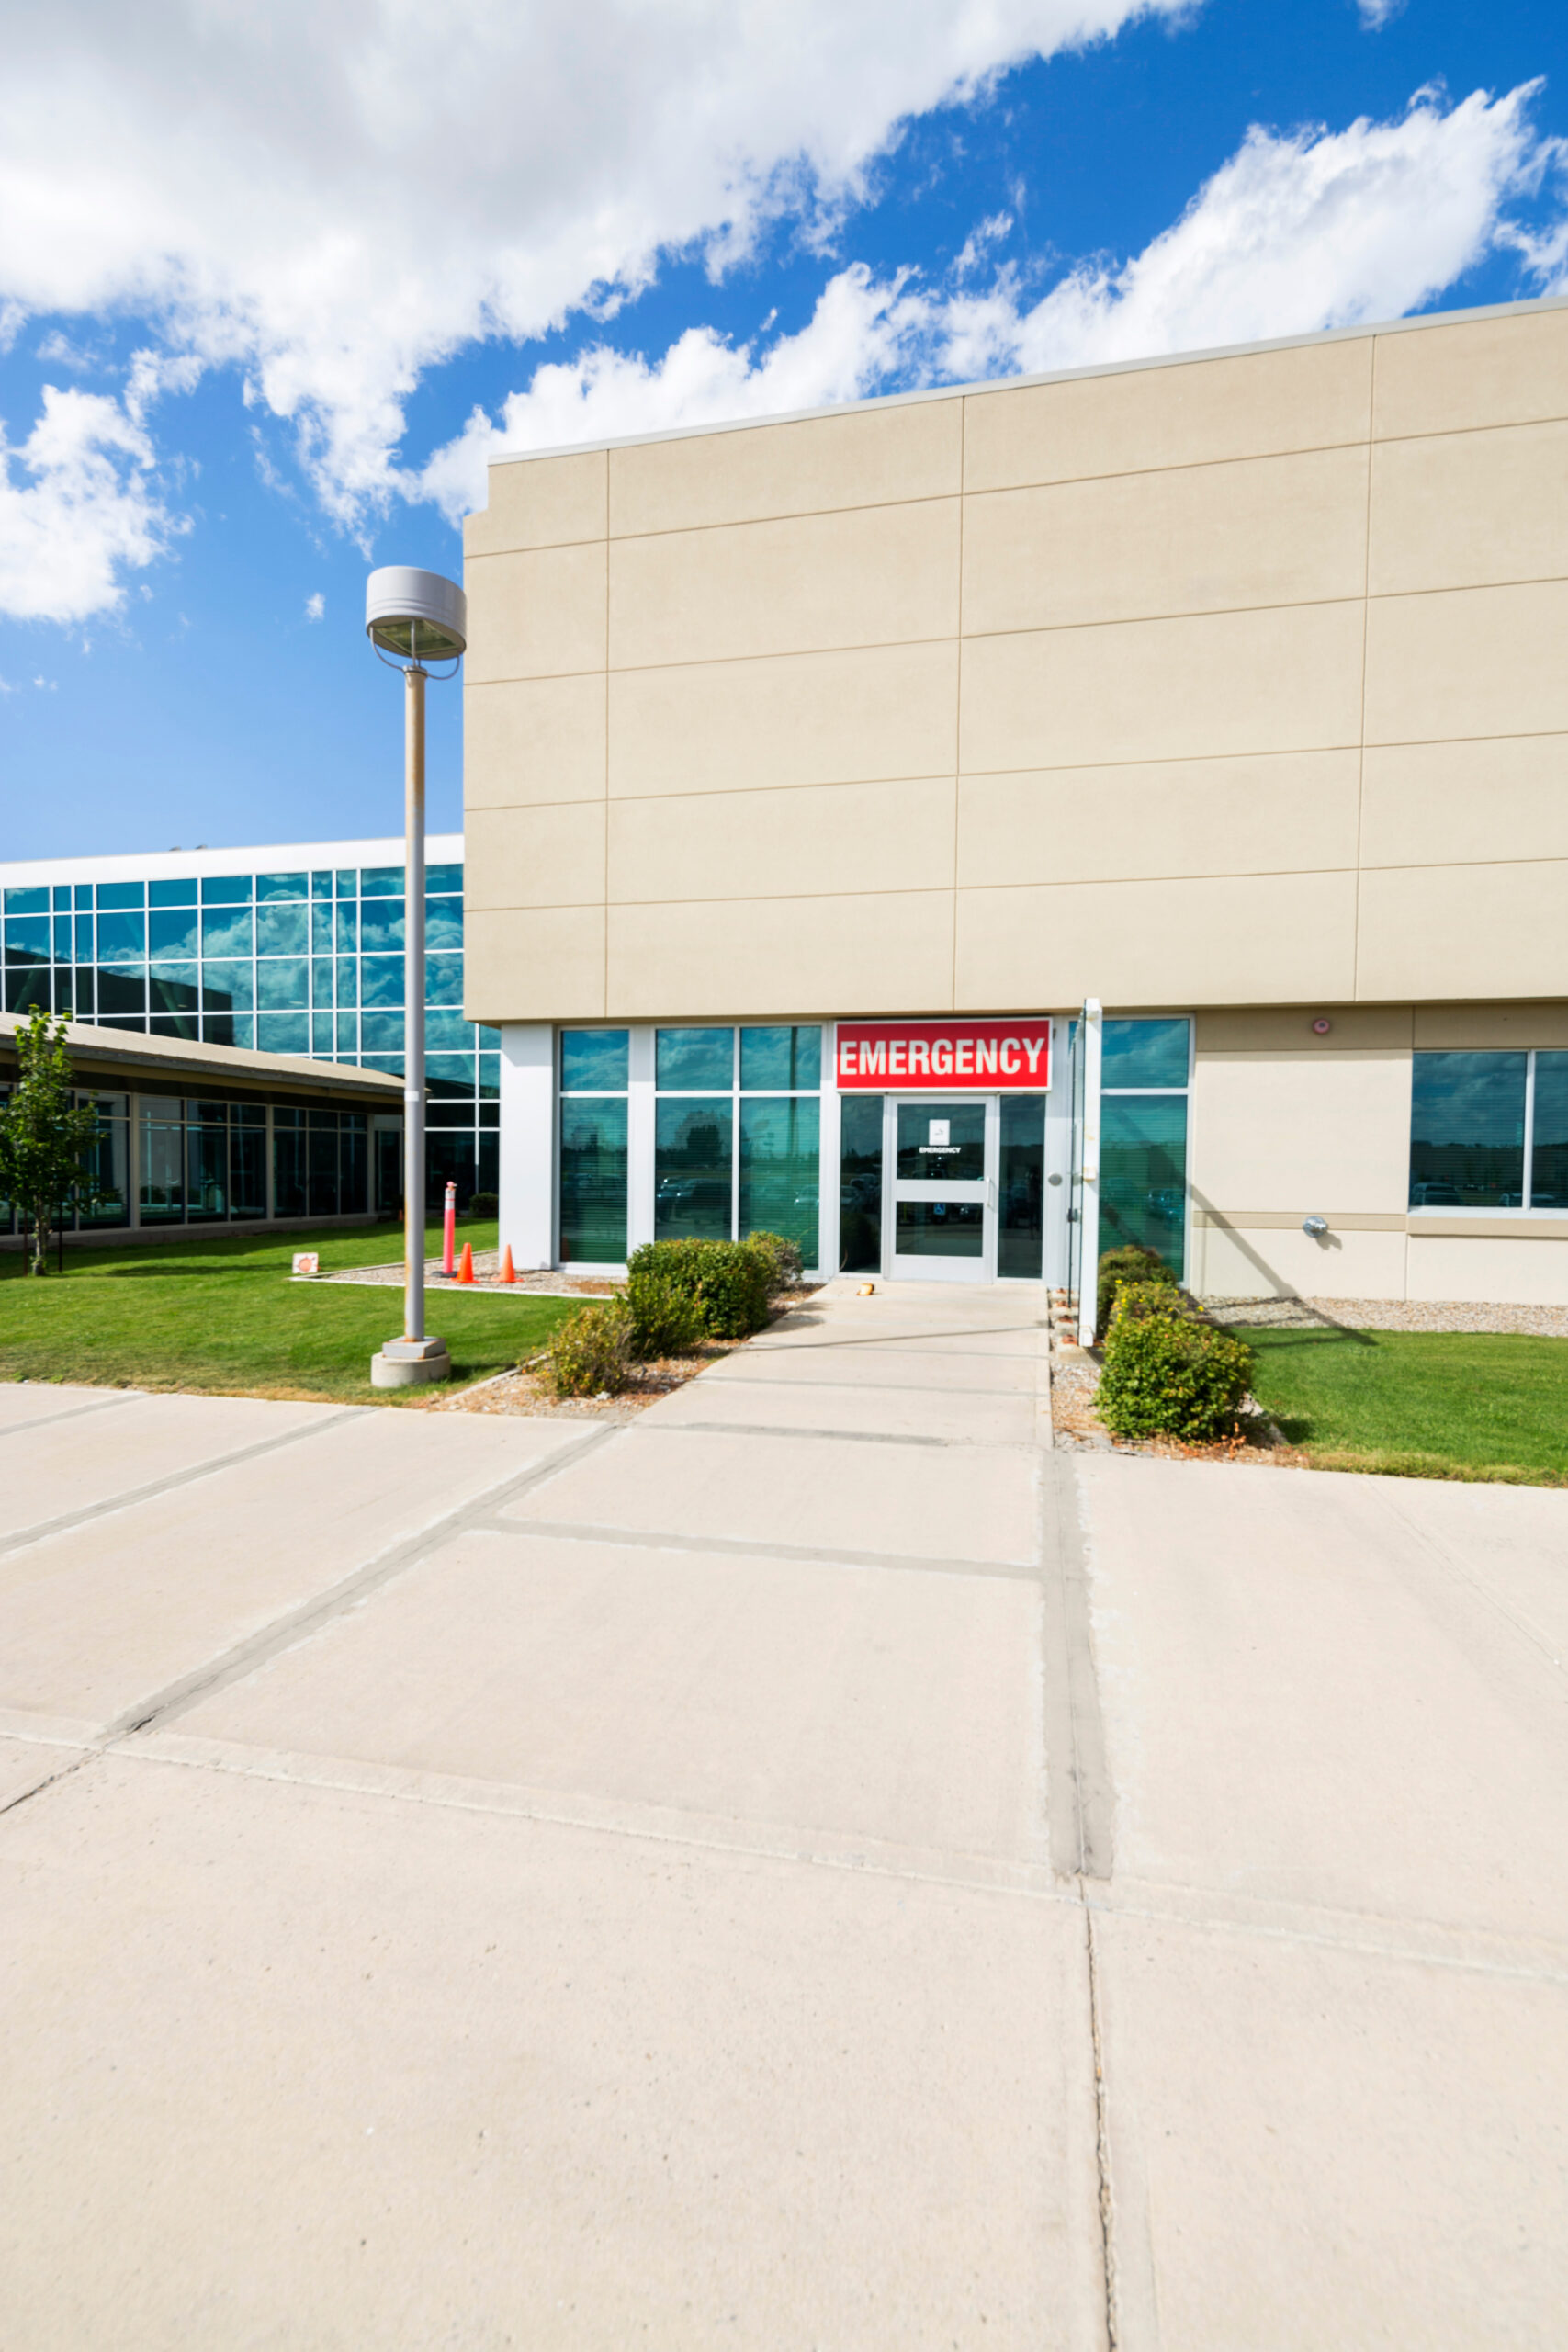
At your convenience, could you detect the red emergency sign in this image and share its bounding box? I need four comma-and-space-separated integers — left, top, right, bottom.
836, 1020, 1051, 1091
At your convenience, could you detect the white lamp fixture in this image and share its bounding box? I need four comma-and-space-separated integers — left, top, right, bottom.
366, 565, 468, 1391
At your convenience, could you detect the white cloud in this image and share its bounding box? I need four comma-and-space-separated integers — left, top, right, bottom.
1358, 0, 1405, 28
304, 592, 325, 621
0, 385, 178, 622
420, 84, 1563, 518
0, 0, 1183, 528
946, 82, 1557, 375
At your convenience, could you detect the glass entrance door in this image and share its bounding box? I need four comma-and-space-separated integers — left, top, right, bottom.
886, 1097, 998, 1282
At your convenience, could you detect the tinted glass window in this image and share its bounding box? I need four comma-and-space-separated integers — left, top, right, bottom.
256, 959, 309, 1011
562, 1029, 629, 1091
201, 906, 253, 959
655, 1098, 732, 1238
1100, 1094, 1188, 1278
739, 1025, 820, 1091
149, 878, 198, 908
1102, 1018, 1189, 1089
1531, 1054, 1568, 1209
200, 876, 251, 905
359, 898, 404, 950
96, 882, 144, 911
148, 907, 199, 958
739, 1096, 818, 1264
999, 1093, 1046, 1279
560, 1099, 628, 1262
256, 902, 309, 956
256, 871, 308, 901
96, 910, 147, 961
1409, 1052, 1527, 1209
839, 1092, 883, 1273
657, 1027, 732, 1090
3, 887, 49, 916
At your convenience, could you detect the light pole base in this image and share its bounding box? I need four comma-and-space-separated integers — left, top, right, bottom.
371, 1336, 452, 1389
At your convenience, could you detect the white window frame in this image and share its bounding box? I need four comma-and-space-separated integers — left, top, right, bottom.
1407, 1046, 1567, 1216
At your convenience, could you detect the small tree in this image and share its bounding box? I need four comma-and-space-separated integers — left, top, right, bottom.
0, 1011, 100, 1275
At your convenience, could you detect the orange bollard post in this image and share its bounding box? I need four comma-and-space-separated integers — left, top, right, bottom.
457, 1242, 475, 1284
500, 1245, 516, 1283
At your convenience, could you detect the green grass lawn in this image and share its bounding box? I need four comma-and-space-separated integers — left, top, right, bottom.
0, 1220, 577, 1406
1238, 1324, 1568, 1486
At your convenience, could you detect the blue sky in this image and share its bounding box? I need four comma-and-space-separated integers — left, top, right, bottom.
3, 0, 1566, 863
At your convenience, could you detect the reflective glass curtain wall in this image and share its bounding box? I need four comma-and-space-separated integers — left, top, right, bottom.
2, 858, 491, 1207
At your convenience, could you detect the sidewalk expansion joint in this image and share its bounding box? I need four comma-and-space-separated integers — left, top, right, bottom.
470, 1515, 1043, 1582
0, 1405, 372, 1562
99, 1423, 621, 1742
651, 1419, 1033, 1453
0, 1391, 146, 1442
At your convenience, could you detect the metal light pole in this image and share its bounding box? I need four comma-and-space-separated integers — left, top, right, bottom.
366, 566, 467, 1392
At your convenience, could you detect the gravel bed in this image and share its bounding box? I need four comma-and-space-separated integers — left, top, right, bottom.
310, 1253, 615, 1298
1204, 1295, 1568, 1337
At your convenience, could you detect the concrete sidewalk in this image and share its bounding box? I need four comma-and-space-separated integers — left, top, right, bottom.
0, 1282, 1563, 2346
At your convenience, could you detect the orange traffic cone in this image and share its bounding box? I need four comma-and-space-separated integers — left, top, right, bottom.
457, 1242, 475, 1284
500, 1245, 516, 1284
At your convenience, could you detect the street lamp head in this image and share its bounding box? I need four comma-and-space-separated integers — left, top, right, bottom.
365, 566, 467, 666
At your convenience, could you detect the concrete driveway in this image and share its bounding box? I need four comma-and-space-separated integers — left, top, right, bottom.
0, 1281, 1563, 2348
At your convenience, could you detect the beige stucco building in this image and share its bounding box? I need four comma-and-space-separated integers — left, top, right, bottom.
462, 293, 1568, 1303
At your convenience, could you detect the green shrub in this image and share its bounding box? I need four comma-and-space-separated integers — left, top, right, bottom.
744, 1229, 803, 1291
1097, 1285, 1255, 1442
466, 1191, 498, 1218
1095, 1242, 1177, 1340
547, 1298, 635, 1397
625, 1238, 773, 1340
625, 1270, 707, 1360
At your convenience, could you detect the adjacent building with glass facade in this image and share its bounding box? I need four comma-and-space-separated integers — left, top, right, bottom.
461, 291, 1568, 1305
0, 834, 497, 1211
1, 1009, 400, 1241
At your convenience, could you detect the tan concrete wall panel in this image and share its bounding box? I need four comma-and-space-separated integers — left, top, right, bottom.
606, 641, 958, 797
962, 446, 1368, 636
608, 500, 960, 669
608, 776, 955, 905
606, 892, 955, 1021
465, 905, 606, 1024
1193, 1219, 1408, 1301
957, 750, 1360, 889
1364, 581, 1568, 744
463, 544, 607, 684
953, 869, 1357, 1010
464, 804, 606, 912
608, 401, 962, 537
962, 336, 1372, 492
1368, 420, 1568, 597
960, 601, 1365, 773
1196, 1006, 1414, 1053
1360, 736, 1568, 869
1406, 1231, 1568, 1306
1412, 1001, 1568, 1049
1357, 861, 1568, 1001
464, 449, 607, 557
1372, 307, 1568, 440
1190, 1049, 1412, 1215
464, 675, 606, 808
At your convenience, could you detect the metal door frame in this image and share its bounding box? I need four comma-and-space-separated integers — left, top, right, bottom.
883, 1093, 999, 1283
